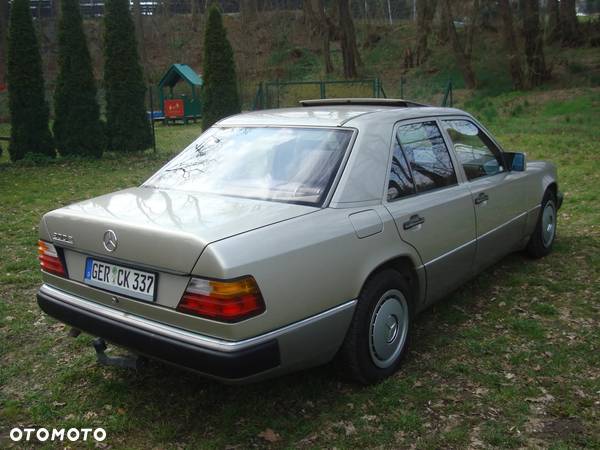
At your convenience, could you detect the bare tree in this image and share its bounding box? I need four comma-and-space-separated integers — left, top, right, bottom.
435, 4, 449, 44
559, 0, 581, 45
498, 0, 523, 89
303, 0, 334, 74
521, 0, 549, 87
464, 0, 480, 57
0, 0, 7, 87
415, 0, 438, 65
337, 0, 361, 78
441, 0, 477, 89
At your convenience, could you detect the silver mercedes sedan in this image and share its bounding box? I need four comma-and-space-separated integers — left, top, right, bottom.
36, 99, 562, 384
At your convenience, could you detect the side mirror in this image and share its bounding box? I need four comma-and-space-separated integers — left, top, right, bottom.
504, 152, 527, 172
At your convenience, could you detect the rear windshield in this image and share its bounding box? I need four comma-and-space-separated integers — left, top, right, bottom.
144, 127, 353, 206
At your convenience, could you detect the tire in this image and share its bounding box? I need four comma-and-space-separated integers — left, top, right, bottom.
526, 189, 557, 259
338, 269, 414, 384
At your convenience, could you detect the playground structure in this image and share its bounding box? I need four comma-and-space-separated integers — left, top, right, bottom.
158, 64, 203, 124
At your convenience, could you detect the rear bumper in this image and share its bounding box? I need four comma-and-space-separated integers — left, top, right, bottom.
37, 284, 356, 383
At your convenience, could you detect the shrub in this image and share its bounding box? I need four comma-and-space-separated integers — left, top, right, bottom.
6, 0, 54, 161
202, 5, 241, 129
103, 0, 152, 152
53, 0, 104, 158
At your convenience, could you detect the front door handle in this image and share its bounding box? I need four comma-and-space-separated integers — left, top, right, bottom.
403, 214, 425, 230
474, 192, 489, 205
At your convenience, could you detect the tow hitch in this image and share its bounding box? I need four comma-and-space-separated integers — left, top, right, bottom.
91, 337, 146, 370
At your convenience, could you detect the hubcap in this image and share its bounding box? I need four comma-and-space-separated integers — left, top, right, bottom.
541, 201, 556, 248
369, 289, 409, 369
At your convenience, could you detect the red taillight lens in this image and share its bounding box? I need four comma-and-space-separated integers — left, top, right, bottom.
38, 240, 66, 277
177, 277, 265, 322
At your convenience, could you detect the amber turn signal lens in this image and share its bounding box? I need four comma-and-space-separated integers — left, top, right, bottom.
38, 240, 66, 277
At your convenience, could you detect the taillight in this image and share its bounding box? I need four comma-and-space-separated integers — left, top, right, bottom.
38, 240, 66, 277
177, 276, 265, 322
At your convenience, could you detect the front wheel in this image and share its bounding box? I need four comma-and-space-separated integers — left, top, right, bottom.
338, 269, 413, 384
527, 189, 557, 258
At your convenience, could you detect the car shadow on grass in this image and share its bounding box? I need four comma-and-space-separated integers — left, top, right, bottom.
76, 234, 592, 446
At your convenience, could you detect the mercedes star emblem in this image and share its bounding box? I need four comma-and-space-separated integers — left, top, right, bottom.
103, 230, 118, 252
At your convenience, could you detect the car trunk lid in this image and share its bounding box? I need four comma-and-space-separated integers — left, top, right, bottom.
42, 187, 316, 273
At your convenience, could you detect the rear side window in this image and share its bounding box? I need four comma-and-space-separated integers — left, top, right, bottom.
387, 141, 415, 201
395, 121, 457, 194
442, 119, 505, 181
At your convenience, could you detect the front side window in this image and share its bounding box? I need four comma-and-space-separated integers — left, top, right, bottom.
442, 119, 504, 181
396, 121, 457, 194
144, 127, 353, 206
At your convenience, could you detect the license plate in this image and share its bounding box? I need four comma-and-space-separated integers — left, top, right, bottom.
84, 258, 157, 302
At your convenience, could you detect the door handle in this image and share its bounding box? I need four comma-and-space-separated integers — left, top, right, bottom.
474, 192, 489, 205
403, 214, 425, 230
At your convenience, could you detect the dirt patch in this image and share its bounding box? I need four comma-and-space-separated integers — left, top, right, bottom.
540, 417, 587, 439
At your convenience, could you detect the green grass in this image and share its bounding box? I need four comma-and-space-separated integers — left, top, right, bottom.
1, 90, 599, 449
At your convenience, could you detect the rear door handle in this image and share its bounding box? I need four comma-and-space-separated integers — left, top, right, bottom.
403, 214, 425, 230
474, 192, 489, 205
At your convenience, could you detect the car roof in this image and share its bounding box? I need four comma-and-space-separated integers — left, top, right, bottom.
217, 104, 467, 128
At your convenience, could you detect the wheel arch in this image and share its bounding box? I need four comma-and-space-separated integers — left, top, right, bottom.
545, 181, 558, 200
360, 255, 423, 309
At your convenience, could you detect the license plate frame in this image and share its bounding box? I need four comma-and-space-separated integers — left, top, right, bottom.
83, 257, 158, 303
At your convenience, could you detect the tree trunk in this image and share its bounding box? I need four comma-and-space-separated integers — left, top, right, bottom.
559, 0, 581, 46
498, 0, 523, 89
415, 0, 438, 65
51, 0, 59, 18
546, 0, 560, 43
0, 0, 8, 88
191, 0, 198, 28
435, 4, 448, 44
441, 0, 477, 89
337, 0, 360, 78
465, 0, 479, 57
521, 0, 548, 87
304, 0, 334, 74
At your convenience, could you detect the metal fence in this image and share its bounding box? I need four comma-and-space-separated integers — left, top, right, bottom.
252, 78, 386, 110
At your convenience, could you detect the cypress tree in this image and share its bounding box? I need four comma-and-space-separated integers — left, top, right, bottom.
7, 0, 54, 161
103, 0, 151, 152
202, 5, 240, 129
54, 0, 104, 158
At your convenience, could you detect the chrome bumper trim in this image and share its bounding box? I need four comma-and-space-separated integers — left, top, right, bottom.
39, 284, 356, 353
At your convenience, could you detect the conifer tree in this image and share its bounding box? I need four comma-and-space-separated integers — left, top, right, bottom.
54, 0, 104, 158
202, 5, 240, 129
7, 0, 54, 161
104, 0, 151, 152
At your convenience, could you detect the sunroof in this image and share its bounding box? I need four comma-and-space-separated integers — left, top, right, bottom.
299, 98, 427, 107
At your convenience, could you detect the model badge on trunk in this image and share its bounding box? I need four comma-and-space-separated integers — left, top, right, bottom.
52, 232, 73, 245
103, 230, 118, 252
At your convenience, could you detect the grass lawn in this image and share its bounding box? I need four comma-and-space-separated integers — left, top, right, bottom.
0, 90, 599, 449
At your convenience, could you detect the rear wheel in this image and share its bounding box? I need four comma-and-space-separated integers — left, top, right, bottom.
338, 269, 413, 384
527, 189, 557, 258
